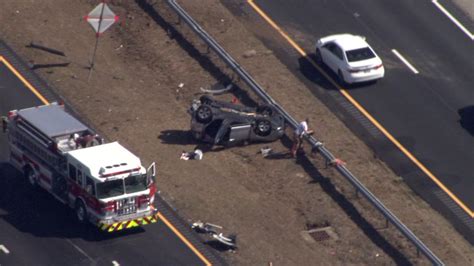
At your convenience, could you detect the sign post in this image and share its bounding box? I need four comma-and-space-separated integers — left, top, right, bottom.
85, 2, 118, 81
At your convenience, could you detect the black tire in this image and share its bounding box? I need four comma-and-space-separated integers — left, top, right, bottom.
196, 105, 213, 123
315, 48, 322, 64
255, 119, 272, 136
256, 105, 273, 116
75, 201, 88, 224
199, 95, 213, 105
24, 166, 37, 187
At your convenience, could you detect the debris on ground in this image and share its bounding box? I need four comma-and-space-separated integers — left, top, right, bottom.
192, 221, 222, 234
180, 149, 203, 160
192, 220, 237, 250
212, 233, 237, 250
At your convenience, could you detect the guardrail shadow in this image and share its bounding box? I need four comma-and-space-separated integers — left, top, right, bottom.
262, 135, 411, 263
295, 156, 411, 265
0, 162, 144, 241
135, 0, 260, 108
298, 55, 378, 90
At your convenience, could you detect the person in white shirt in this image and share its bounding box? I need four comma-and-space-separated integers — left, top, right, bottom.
291, 118, 313, 157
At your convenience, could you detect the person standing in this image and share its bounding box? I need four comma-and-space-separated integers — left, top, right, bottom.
291, 118, 313, 157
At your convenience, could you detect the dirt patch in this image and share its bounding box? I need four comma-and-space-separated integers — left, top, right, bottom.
1, 0, 472, 265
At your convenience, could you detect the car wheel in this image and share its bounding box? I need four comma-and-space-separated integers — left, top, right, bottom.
256, 105, 273, 116
24, 166, 38, 187
255, 119, 272, 136
75, 201, 88, 224
199, 95, 213, 105
338, 69, 346, 85
315, 48, 322, 64
196, 105, 213, 123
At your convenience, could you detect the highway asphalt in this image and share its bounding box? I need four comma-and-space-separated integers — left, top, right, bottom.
0, 41, 222, 265
223, 0, 474, 242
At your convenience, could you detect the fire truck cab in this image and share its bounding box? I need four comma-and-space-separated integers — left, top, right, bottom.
3, 103, 158, 232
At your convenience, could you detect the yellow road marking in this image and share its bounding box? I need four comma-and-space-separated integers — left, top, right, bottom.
0, 54, 214, 260
0, 56, 50, 105
247, 0, 474, 217
158, 212, 212, 266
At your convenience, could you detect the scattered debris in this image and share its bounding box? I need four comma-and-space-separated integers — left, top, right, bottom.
191, 220, 237, 250
26, 41, 66, 57
243, 49, 257, 58
212, 233, 237, 250
30, 62, 70, 70
329, 158, 346, 167
200, 82, 233, 94
178, 82, 184, 88
180, 149, 203, 160
192, 221, 222, 234
259, 146, 274, 158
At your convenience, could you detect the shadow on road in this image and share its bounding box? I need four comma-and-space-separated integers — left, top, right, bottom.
0, 162, 145, 241
298, 55, 378, 90
458, 106, 474, 136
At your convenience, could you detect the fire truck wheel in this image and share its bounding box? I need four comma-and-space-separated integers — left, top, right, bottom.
75, 201, 88, 224
24, 167, 38, 187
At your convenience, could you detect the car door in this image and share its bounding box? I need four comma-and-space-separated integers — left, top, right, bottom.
321, 43, 339, 72
331, 44, 346, 73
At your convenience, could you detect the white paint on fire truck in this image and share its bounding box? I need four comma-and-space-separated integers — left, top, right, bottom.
67, 142, 142, 181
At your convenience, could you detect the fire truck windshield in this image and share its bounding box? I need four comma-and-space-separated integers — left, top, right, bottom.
96, 174, 147, 199
96, 179, 125, 199
125, 174, 147, 193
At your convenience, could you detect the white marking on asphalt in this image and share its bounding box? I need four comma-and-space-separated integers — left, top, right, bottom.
432, 0, 474, 41
112, 260, 120, 266
0, 245, 10, 254
391, 49, 419, 74
66, 240, 94, 262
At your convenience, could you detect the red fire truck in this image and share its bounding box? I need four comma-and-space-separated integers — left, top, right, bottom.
2, 103, 158, 232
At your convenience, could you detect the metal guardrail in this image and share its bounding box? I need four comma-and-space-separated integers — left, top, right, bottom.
165, 1, 444, 265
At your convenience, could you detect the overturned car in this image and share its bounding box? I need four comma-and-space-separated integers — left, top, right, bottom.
189, 96, 285, 146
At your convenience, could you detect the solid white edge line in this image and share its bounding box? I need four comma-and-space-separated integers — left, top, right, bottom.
0, 244, 10, 254
66, 240, 94, 262
112, 260, 120, 266
391, 49, 419, 74
432, 0, 474, 40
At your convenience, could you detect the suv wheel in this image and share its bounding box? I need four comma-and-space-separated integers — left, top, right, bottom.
256, 105, 273, 116
199, 95, 213, 105
255, 119, 272, 136
196, 105, 213, 123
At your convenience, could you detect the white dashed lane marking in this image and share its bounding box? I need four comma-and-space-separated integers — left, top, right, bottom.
0, 244, 10, 254
391, 49, 419, 74
432, 0, 474, 40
